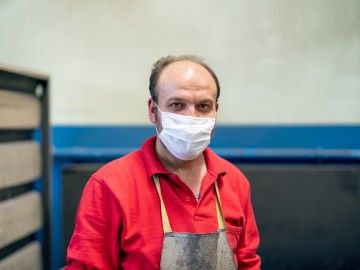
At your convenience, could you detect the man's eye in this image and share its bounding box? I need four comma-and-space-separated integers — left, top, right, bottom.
170, 103, 183, 109
199, 104, 210, 110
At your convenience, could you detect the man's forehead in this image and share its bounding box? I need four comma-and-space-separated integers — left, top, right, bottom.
158, 60, 217, 90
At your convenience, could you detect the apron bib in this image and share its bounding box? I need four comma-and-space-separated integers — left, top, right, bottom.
153, 175, 237, 270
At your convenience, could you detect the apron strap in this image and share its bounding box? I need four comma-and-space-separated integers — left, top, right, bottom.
153, 174, 172, 233
214, 181, 226, 230
153, 175, 226, 233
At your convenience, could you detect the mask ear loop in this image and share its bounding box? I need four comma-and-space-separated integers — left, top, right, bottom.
154, 103, 163, 113
154, 103, 162, 135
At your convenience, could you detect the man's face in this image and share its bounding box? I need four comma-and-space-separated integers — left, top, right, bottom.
148, 60, 218, 127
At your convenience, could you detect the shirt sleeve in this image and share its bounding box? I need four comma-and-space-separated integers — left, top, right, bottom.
64, 176, 121, 270
237, 183, 261, 270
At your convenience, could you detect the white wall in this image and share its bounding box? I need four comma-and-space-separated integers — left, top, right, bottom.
0, 0, 359, 125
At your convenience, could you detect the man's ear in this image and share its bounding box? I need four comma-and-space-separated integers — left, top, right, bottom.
147, 98, 157, 124
215, 102, 219, 112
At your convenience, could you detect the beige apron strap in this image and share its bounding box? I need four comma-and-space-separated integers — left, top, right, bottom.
153, 175, 172, 233
154, 174, 226, 232
214, 181, 226, 230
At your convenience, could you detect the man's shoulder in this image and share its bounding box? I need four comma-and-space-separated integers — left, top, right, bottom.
208, 148, 248, 175
91, 150, 144, 182
208, 148, 250, 187
224, 162, 250, 188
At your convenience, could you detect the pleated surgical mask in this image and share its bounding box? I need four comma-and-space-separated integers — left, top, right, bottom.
156, 105, 216, 160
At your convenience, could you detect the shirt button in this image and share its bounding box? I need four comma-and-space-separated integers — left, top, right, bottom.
185, 196, 191, 202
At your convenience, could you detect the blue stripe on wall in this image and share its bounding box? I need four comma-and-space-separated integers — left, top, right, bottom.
51, 124, 360, 269
52, 125, 360, 161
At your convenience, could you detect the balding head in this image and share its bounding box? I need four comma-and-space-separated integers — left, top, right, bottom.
149, 55, 220, 103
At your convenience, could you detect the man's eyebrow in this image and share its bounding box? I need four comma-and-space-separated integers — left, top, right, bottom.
166, 97, 214, 104
198, 98, 214, 103
167, 97, 186, 103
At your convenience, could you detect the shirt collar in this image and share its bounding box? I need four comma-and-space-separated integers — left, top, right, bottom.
140, 136, 169, 177
140, 135, 227, 179
203, 147, 227, 178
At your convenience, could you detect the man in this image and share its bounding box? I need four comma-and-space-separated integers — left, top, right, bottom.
65, 55, 261, 269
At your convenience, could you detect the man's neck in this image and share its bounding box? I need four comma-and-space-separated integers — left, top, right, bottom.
155, 137, 205, 172
155, 137, 207, 193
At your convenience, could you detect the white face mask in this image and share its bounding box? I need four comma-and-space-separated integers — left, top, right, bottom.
156, 106, 216, 160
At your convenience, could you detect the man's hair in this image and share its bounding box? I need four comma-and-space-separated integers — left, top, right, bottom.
149, 55, 220, 103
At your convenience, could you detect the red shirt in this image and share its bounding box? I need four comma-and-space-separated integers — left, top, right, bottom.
65, 136, 261, 270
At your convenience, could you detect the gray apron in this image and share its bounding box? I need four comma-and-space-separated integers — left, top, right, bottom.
153, 175, 237, 270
